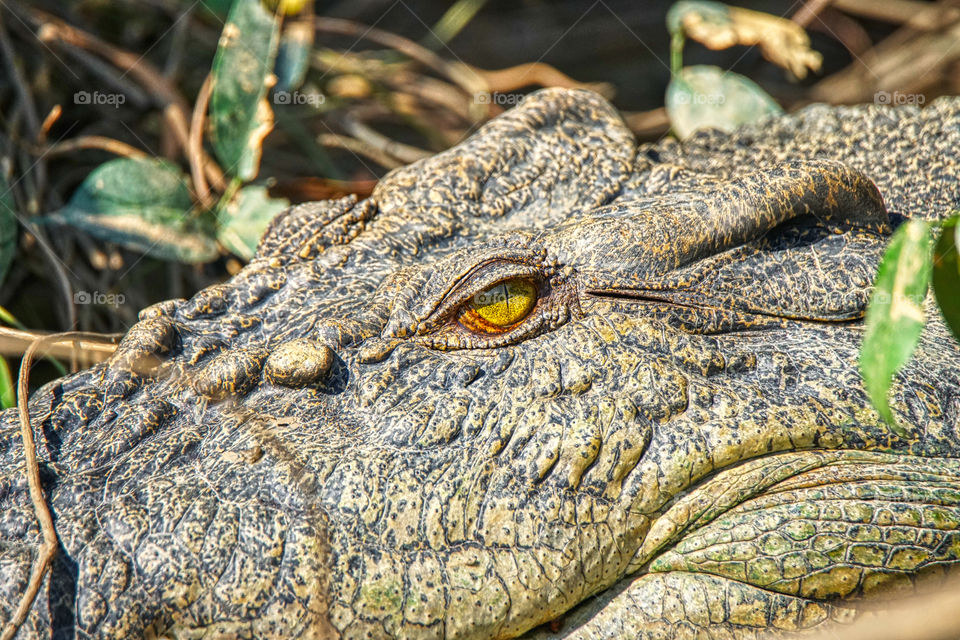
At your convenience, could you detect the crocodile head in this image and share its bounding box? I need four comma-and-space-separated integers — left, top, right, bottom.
2, 89, 960, 639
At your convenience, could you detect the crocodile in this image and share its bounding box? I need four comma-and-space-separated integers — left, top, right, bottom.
2, 88, 960, 639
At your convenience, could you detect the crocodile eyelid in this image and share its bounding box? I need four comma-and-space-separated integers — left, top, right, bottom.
418, 259, 550, 333
411, 262, 577, 350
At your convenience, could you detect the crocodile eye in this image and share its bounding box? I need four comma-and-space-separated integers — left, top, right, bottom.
459, 278, 537, 333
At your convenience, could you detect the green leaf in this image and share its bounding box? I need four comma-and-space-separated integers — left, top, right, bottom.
422, 0, 489, 49
0, 357, 13, 409
210, 0, 281, 180
666, 2, 731, 76
276, 20, 313, 91
860, 219, 934, 435
216, 185, 288, 259
932, 215, 960, 342
666, 65, 783, 140
0, 173, 16, 288
0, 304, 19, 327
47, 158, 218, 263
666, 0, 731, 36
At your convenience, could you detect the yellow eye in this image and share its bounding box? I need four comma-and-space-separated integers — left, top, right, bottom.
459, 278, 537, 333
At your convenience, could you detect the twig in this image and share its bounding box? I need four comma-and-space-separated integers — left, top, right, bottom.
336, 113, 431, 164
620, 107, 671, 139
269, 177, 378, 202
0, 331, 115, 640
312, 47, 475, 136
38, 106, 61, 143
314, 17, 487, 117
458, 61, 616, 99
0, 327, 119, 364
805, 6, 874, 58
831, 0, 960, 30
317, 133, 404, 169
809, 7, 960, 103
792, 0, 833, 28
188, 74, 215, 208
388, 75, 476, 127
41, 136, 149, 160
0, 310, 69, 377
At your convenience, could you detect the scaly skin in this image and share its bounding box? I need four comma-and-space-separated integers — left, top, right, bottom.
1, 89, 960, 639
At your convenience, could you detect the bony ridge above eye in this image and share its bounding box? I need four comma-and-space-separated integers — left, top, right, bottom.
458, 278, 538, 333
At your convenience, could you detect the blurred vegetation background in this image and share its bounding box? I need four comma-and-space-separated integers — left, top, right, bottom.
1, 0, 959, 395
